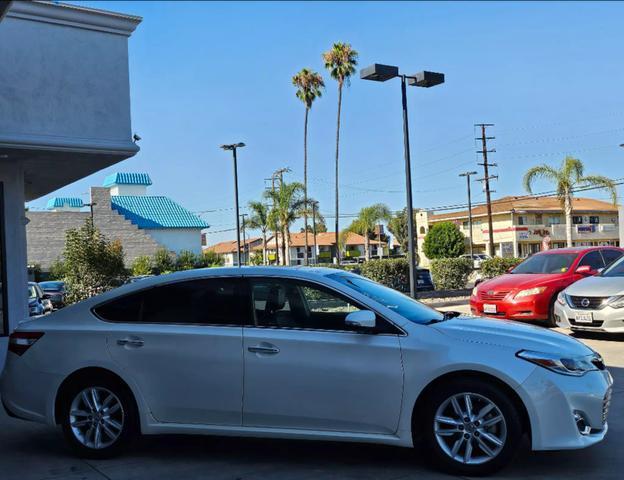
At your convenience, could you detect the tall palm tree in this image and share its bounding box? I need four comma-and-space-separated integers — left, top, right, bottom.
264, 181, 306, 265
523, 156, 618, 248
247, 201, 270, 265
344, 203, 391, 261
323, 42, 358, 264
292, 68, 324, 266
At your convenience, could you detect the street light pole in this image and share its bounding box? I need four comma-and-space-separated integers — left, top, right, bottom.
459, 171, 478, 257
360, 64, 444, 298
220, 142, 245, 267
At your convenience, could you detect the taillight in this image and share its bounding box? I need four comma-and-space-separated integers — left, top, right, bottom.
8, 332, 44, 356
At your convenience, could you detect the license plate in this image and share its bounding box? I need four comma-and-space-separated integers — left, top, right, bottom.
575, 312, 594, 324
483, 304, 497, 314
417, 279, 424, 285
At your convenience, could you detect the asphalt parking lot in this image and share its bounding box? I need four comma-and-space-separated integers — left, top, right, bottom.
2, 305, 622, 480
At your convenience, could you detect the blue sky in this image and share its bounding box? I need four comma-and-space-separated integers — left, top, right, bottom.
29, 1, 624, 244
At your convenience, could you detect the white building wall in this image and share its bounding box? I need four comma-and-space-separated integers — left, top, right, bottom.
109, 185, 147, 196
147, 229, 203, 254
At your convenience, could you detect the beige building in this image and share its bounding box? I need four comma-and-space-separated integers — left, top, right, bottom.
417, 196, 620, 263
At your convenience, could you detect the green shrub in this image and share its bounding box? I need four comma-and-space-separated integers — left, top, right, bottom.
176, 250, 199, 270
423, 222, 466, 259
48, 258, 66, 280
429, 257, 473, 290
131, 255, 153, 276
360, 258, 410, 293
480, 257, 523, 279
152, 248, 175, 274
203, 250, 224, 267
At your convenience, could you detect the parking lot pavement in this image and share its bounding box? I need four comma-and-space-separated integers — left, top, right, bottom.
1, 308, 622, 480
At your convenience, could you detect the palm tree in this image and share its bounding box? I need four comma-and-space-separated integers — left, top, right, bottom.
344, 203, 391, 261
247, 201, 270, 265
264, 181, 306, 265
292, 68, 324, 266
323, 42, 358, 264
523, 156, 618, 248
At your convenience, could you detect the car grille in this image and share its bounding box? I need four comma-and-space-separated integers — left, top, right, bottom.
480, 290, 511, 301
566, 295, 609, 310
569, 318, 604, 327
603, 388, 612, 424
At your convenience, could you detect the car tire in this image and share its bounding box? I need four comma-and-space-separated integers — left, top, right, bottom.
545, 298, 558, 328
421, 377, 523, 476
59, 376, 138, 459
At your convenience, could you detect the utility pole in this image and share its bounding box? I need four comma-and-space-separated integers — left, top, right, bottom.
264, 177, 278, 266
240, 213, 248, 266
459, 171, 478, 257
476, 124, 498, 257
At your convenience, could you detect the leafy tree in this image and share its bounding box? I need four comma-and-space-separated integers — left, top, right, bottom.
264, 181, 306, 265
152, 247, 175, 274
247, 201, 271, 265
423, 222, 466, 259
300, 203, 327, 233
48, 258, 66, 280
524, 156, 618, 247
63, 219, 127, 303
323, 42, 358, 263
203, 249, 224, 267
176, 250, 198, 270
293, 67, 324, 265
249, 252, 264, 266
344, 203, 391, 261
131, 255, 152, 276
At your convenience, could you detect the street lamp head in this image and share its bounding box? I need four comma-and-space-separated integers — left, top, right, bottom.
220, 142, 246, 151
459, 171, 478, 177
360, 63, 399, 82
407, 71, 445, 88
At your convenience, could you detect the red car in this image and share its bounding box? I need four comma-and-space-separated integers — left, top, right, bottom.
470, 246, 624, 326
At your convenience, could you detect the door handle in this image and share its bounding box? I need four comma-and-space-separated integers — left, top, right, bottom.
117, 338, 144, 348
248, 344, 280, 355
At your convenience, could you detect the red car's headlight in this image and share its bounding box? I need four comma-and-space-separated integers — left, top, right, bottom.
514, 286, 547, 299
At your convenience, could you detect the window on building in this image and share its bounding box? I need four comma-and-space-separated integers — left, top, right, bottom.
0, 183, 7, 337
94, 278, 248, 326
572, 215, 583, 224
517, 215, 528, 226
547, 216, 561, 226
589, 216, 600, 224
535, 214, 543, 224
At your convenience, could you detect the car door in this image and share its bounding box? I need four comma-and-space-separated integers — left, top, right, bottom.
242, 276, 404, 435
101, 277, 248, 426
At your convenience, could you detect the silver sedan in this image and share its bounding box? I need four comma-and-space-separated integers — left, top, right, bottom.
1, 267, 613, 476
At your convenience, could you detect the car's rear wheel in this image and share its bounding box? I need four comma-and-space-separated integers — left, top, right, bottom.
422, 378, 522, 476
59, 377, 138, 458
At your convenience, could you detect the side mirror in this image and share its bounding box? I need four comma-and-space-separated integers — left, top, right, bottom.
575, 265, 595, 276
345, 310, 376, 330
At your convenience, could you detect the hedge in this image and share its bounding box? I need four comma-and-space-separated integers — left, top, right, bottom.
480, 257, 523, 279
359, 258, 410, 292
429, 257, 473, 290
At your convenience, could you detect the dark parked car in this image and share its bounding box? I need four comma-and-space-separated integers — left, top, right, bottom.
38, 281, 66, 309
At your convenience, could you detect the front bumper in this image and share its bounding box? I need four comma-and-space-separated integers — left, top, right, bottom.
554, 302, 624, 333
470, 294, 550, 321
521, 366, 612, 450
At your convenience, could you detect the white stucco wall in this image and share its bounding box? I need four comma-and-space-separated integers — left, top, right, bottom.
147, 229, 203, 255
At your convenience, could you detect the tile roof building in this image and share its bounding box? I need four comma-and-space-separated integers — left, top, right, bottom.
27, 173, 209, 269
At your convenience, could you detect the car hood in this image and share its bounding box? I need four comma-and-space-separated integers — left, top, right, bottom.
479, 273, 561, 291
565, 275, 624, 297
432, 316, 592, 356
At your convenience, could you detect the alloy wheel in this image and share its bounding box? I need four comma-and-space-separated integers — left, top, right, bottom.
69, 387, 125, 450
433, 392, 507, 465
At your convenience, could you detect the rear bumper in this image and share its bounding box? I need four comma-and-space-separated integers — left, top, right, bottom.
470, 295, 550, 321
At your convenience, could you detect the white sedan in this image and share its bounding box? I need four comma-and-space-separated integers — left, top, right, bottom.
1, 267, 613, 476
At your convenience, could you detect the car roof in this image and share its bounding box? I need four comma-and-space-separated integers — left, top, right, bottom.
536, 246, 622, 255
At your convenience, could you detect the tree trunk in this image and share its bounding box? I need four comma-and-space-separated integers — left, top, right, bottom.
281, 226, 287, 265
334, 82, 343, 264
364, 233, 370, 261
564, 192, 573, 248
285, 228, 291, 266
262, 231, 267, 265
303, 107, 309, 266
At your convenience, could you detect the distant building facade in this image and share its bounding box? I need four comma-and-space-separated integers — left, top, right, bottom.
27, 173, 208, 269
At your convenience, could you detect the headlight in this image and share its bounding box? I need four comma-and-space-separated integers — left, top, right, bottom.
556, 291, 566, 305
514, 286, 547, 298
471, 286, 478, 297
517, 350, 600, 376
607, 295, 624, 309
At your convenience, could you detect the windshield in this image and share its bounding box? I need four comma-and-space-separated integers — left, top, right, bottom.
28, 285, 37, 299
601, 256, 624, 277
327, 273, 444, 325
39, 281, 64, 291
511, 253, 578, 274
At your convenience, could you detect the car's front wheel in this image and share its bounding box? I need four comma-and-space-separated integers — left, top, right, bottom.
422, 378, 523, 476
59, 377, 138, 458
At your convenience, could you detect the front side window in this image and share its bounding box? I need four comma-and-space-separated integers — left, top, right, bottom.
512, 253, 578, 274
577, 251, 605, 270
94, 278, 248, 326
250, 278, 398, 333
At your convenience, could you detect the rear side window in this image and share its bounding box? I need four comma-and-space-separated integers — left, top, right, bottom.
601, 249, 623, 267
94, 278, 249, 326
